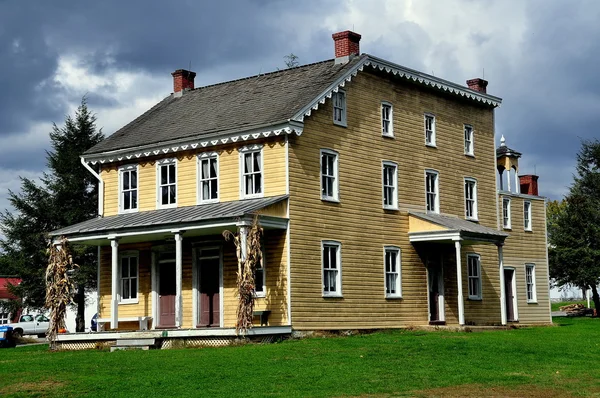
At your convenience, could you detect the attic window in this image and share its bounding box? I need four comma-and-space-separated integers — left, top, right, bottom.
333, 90, 347, 127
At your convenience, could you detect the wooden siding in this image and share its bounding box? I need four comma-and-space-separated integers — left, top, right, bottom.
100, 137, 287, 216
288, 70, 509, 329
499, 195, 551, 324
98, 229, 289, 330
409, 216, 448, 232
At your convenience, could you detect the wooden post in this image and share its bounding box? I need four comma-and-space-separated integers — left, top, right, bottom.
110, 238, 119, 330
498, 243, 507, 325
454, 239, 465, 326
174, 231, 183, 328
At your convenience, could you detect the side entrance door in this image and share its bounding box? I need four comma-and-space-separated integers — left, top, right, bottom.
159, 259, 176, 327
427, 255, 445, 324
198, 248, 221, 327
504, 269, 517, 322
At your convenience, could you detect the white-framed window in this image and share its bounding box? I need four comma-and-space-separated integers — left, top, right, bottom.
525, 263, 537, 303
424, 113, 436, 146
120, 251, 139, 303
118, 164, 138, 213
322, 241, 342, 296
198, 152, 219, 203
382, 161, 398, 209
381, 102, 393, 137
239, 145, 263, 198
384, 246, 401, 298
464, 178, 478, 220
0, 311, 10, 324
425, 170, 440, 213
523, 201, 532, 231
503, 197, 511, 229
332, 90, 346, 126
254, 243, 266, 298
464, 125, 474, 156
157, 158, 177, 208
320, 149, 339, 201
467, 253, 482, 300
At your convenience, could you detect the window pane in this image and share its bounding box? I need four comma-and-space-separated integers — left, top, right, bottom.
123, 172, 130, 190
124, 191, 131, 210
254, 269, 264, 293
131, 171, 137, 189
210, 159, 217, 178
122, 279, 129, 299
161, 165, 167, 185
202, 160, 209, 179
130, 257, 137, 277
162, 186, 169, 205
131, 190, 137, 209
244, 153, 251, 174
254, 152, 261, 172
255, 173, 262, 194
130, 278, 137, 299
169, 185, 176, 203
121, 258, 129, 277
245, 175, 253, 194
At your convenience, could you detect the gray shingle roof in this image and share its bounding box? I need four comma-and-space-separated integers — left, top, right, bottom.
50, 195, 288, 237
85, 56, 367, 155
409, 212, 508, 239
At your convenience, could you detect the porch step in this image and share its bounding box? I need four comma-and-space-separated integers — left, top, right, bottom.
110, 338, 158, 352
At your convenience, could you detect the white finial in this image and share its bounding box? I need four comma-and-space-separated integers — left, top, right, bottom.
500, 135, 506, 147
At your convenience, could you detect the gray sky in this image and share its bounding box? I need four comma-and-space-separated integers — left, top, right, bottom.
0, 0, 598, 211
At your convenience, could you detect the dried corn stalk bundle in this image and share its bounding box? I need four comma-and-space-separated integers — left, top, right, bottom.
45, 236, 77, 349
223, 216, 263, 335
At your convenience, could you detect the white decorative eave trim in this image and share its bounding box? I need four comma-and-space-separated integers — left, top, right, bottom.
292, 55, 502, 123
83, 120, 304, 165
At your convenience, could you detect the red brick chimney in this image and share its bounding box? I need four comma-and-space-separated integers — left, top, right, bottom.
332, 30, 361, 62
519, 175, 539, 196
172, 69, 196, 93
466, 78, 488, 93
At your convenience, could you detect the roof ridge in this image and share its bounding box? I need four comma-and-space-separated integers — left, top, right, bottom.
191, 58, 336, 91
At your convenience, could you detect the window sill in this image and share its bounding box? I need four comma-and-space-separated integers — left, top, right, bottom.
199, 199, 219, 205
323, 294, 343, 298
382, 133, 395, 139
467, 297, 482, 301
524, 229, 533, 232
383, 206, 399, 211
503, 226, 512, 231
118, 209, 139, 215
322, 197, 340, 203
119, 299, 139, 305
465, 153, 475, 158
425, 143, 437, 148
466, 217, 479, 223
254, 293, 266, 299
241, 193, 264, 200
157, 204, 177, 210
333, 121, 347, 128
527, 301, 538, 304
385, 295, 403, 300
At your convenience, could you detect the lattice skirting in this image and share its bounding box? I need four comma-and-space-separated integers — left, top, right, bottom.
56, 340, 116, 351
161, 335, 276, 349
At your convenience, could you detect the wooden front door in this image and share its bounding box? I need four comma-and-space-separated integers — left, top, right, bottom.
199, 250, 220, 327
159, 262, 176, 327
428, 256, 445, 324
504, 269, 516, 321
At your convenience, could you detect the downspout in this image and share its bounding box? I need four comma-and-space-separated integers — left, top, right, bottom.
80, 157, 103, 217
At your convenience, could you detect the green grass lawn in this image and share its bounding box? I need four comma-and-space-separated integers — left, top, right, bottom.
551, 300, 590, 312
1, 317, 599, 397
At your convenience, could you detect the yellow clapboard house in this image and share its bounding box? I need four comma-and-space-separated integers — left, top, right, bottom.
51, 30, 550, 344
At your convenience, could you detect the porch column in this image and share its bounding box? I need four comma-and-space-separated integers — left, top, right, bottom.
238, 223, 250, 261
110, 237, 119, 330
174, 231, 183, 328
454, 239, 465, 326
498, 243, 507, 325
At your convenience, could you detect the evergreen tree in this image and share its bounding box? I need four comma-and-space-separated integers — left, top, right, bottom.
0, 98, 104, 331
549, 139, 600, 313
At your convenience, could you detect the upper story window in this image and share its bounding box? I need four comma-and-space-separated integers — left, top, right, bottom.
381, 102, 393, 137
322, 241, 342, 297
384, 246, 401, 298
502, 197, 511, 229
332, 90, 346, 127
198, 152, 219, 203
321, 149, 339, 201
525, 264, 537, 303
157, 159, 177, 208
120, 251, 139, 303
467, 253, 482, 300
382, 161, 398, 209
464, 125, 474, 156
119, 165, 138, 213
464, 178, 478, 220
425, 170, 439, 213
240, 145, 263, 198
425, 114, 436, 146
523, 201, 532, 231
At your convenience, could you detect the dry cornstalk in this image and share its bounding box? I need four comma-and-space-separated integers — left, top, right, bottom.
223, 216, 263, 335
45, 236, 77, 349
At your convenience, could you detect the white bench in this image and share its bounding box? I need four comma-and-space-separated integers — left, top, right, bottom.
97, 316, 152, 332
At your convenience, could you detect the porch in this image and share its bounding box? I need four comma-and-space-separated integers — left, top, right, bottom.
408, 212, 509, 326
49, 195, 290, 334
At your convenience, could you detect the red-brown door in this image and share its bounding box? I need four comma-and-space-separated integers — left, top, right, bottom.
504, 269, 516, 321
199, 256, 220, 327
159, 262, 176, 327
